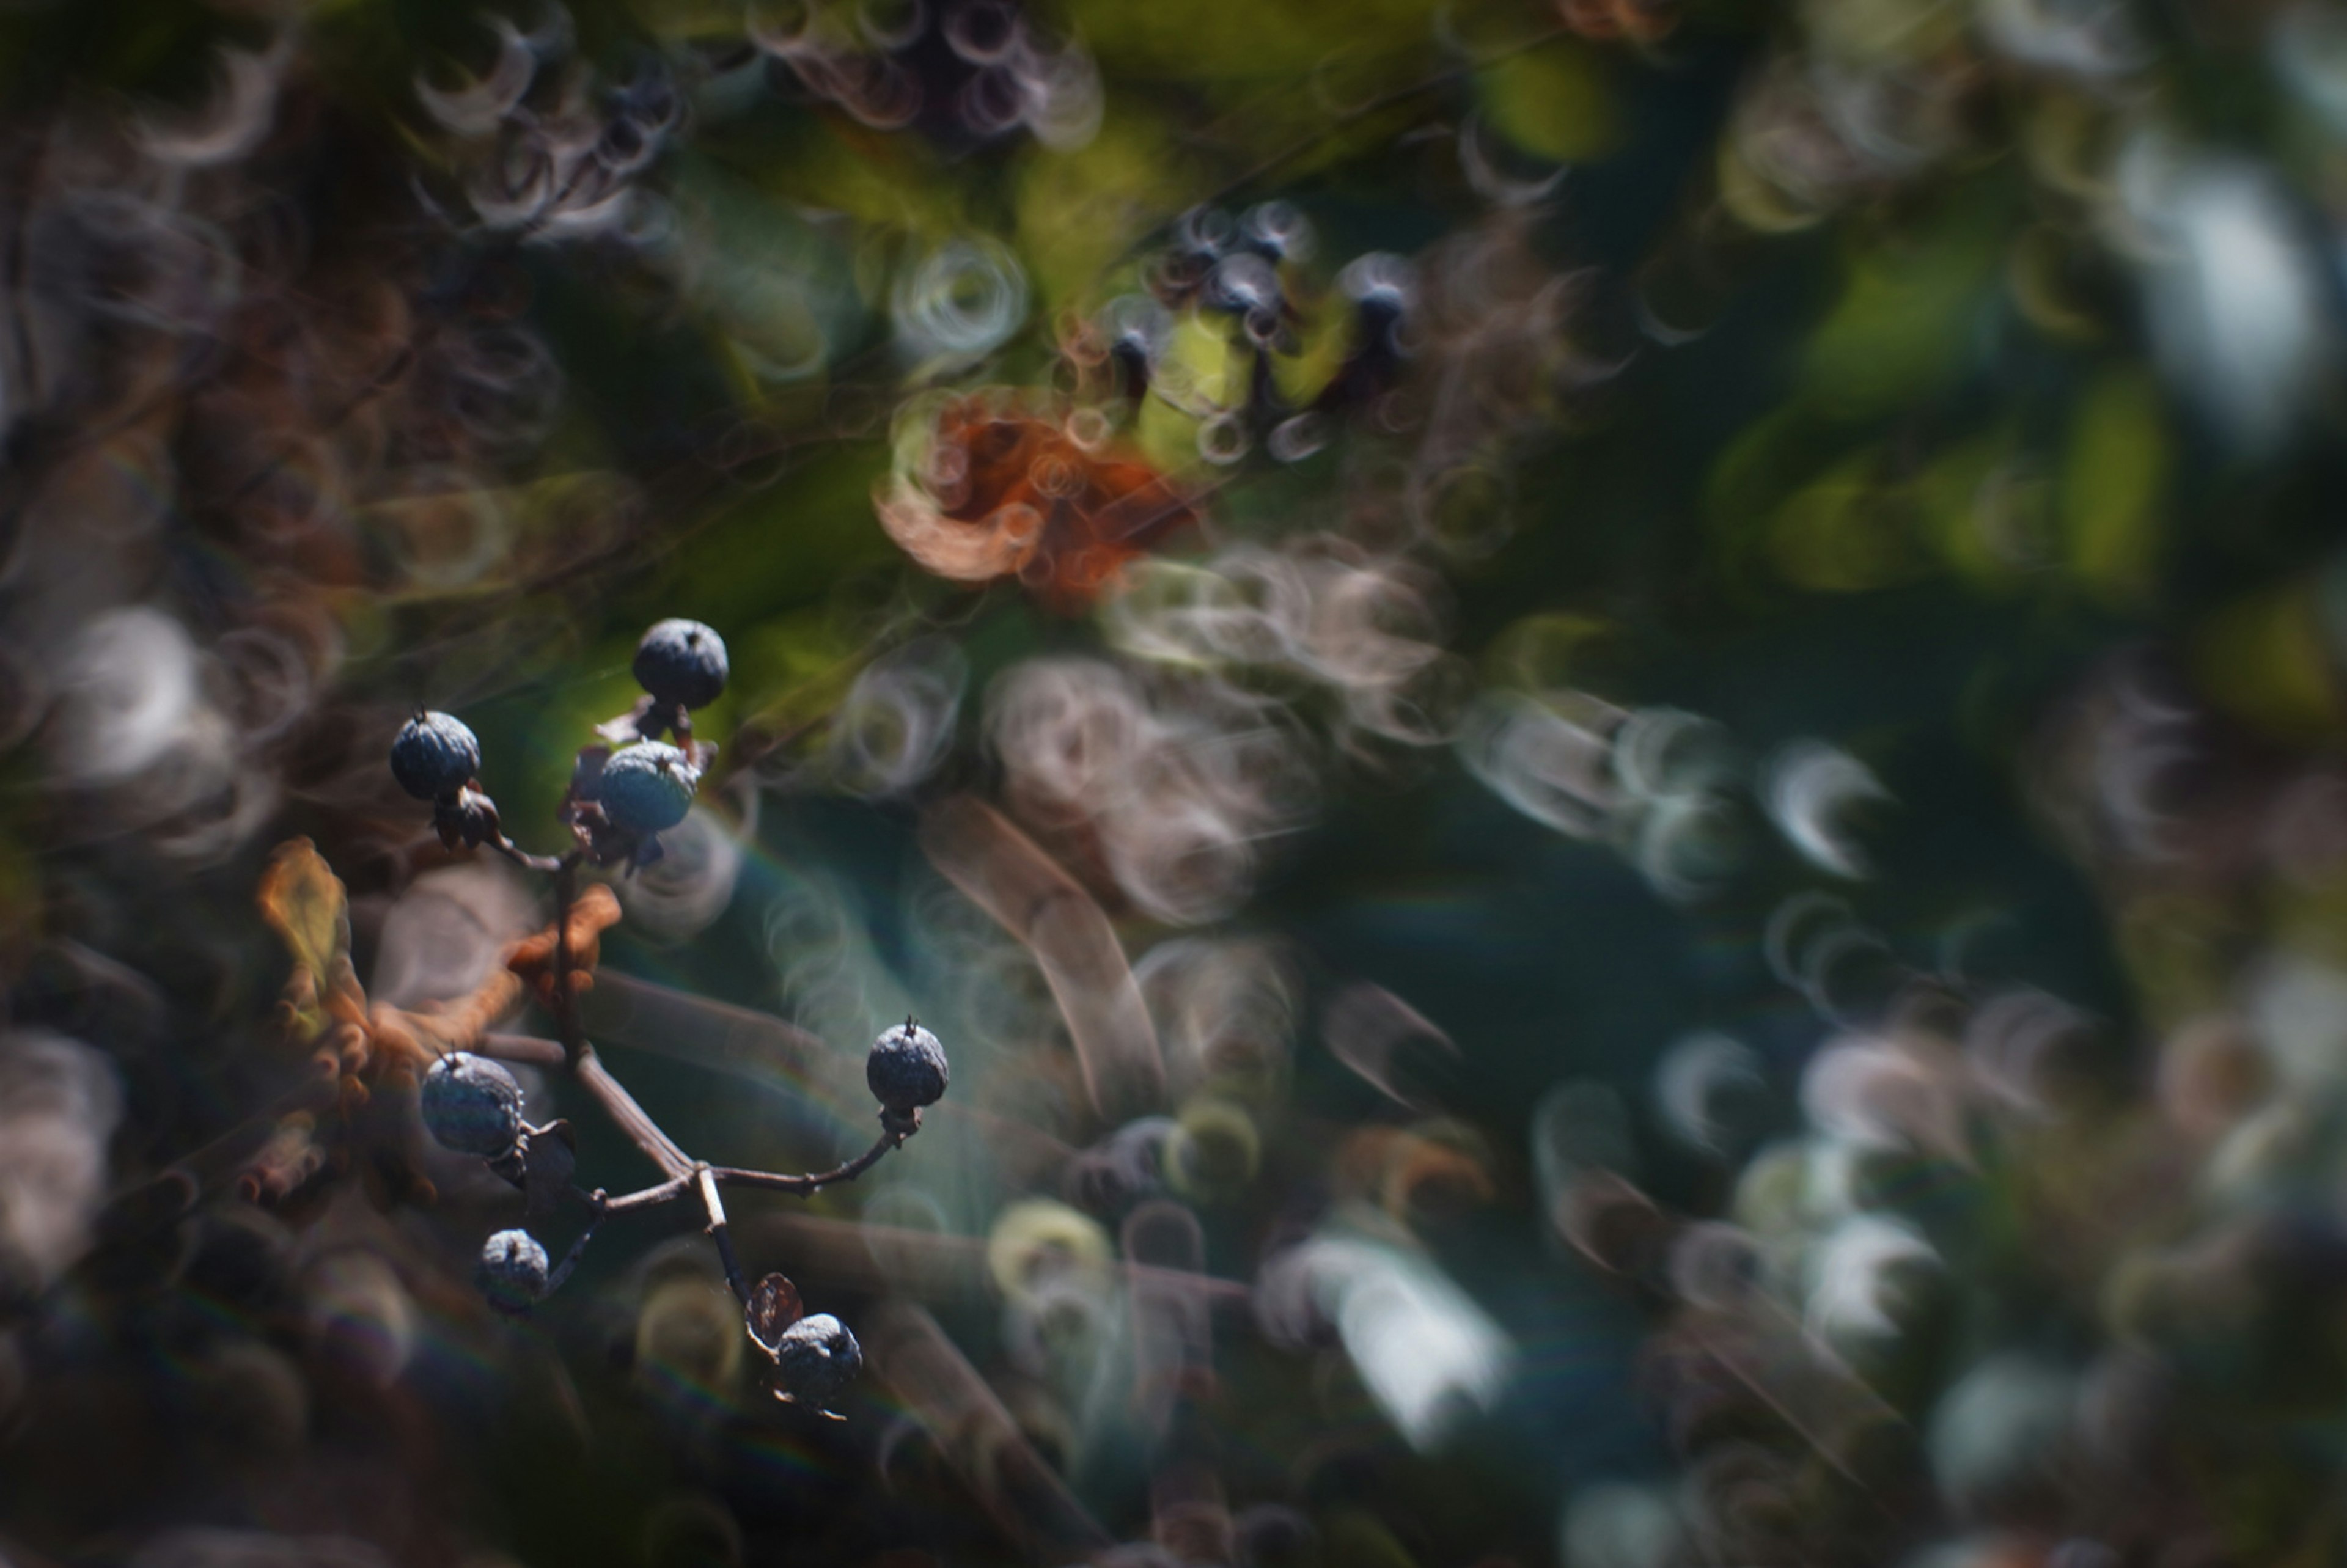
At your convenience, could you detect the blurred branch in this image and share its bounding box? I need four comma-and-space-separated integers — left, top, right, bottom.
476, 1031, 567, 1064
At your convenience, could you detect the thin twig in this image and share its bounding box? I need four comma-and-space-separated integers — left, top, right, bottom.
490, 837, 565, 874
590, 1123, 910, 1212
594, 1172, 691, 1215
575, 1046, 692, 1178
709, 1124, 909, 1195
477, 827, 924, 1313
698, 1166, 751, 1305
542, 1212, 603, 1295
549, 852, 583, 1063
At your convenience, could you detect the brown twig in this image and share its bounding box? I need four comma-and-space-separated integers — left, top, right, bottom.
595, 1171, 692, 1215
710, 1121, 911, 1195
428, 798, 923, 1315
474, 1031, 568, 1065
549, 852, 584, 1063
698, 1166, 751, 1305
590, 1121, 912, 1217
490, 837, 566, 874
575, 1044, 692, 1178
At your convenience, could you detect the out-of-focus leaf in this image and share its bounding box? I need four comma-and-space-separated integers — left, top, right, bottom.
1070, 0, 1436, 82
1016, 115, 1192, 311
1321, 1509, 1421, 1568
2192, 582, 2340, 744
2060, 368, 2167, 607
2268, 867, 2347, 971
1768, 447, 1927, 592
2114, 891, 2241, 1025
1477, 40, 1616, 163
1915, 429, 2049, 589
1137, 316, 1244, 473
673, 156, 868, 390
1804, 0, 1966, 63
1270, 293, 1359, 407
1482, 612, 1614, 691
623, 0, 743, 42
2007, 225, 2107, 344
1804, 216, 2000, 412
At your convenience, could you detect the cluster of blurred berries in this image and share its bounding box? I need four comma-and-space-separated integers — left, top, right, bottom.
1097, 201, 1415, 460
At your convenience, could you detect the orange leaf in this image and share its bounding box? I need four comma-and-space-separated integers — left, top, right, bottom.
506, 882, 622, 1007
258, 839, 351, 1039
881, 394, 1199, 613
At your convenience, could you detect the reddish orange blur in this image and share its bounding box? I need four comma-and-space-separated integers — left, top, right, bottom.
880, 394, 1199, 613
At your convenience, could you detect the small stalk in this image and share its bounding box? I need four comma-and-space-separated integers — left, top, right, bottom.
699, 1165, 750, 1305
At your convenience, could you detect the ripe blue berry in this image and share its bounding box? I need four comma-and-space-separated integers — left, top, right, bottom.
594, 742, 700, 834
773, 1312, 861, 1410
632, 619, 729, 711
477, 1228, 549, 1309
390, 711, 481, 800
421, 1052, 524, 1156
866, 1020, 949, 1113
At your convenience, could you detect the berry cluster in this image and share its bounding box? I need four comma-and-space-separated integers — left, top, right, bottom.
389, 620, 733, 871
1089, 202, 1415, 467
393, 618, 947, 1414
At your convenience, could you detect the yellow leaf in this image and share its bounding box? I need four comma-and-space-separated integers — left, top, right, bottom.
2191, 581, 2341, 746
1804, 223, 2000, 413
1478, 40, 1616, 163
1768, 447, 1927, 592
258, 838, 350, 1003
1015, 113, 1195, 311
1485, 612, 1614, 691
1913, 428, 2050, 590
1270, 291, 1358, 408
2061, 369, 2167, 607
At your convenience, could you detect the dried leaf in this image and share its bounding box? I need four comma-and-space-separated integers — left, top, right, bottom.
506, 882, 623, 1007
259, 839, 351, 1039
354, 885, 623, 1082
236, 1113, 326, 1204
880, 393, 1199, 613
259, 838, 348, 984
747, 1271, 803, 1354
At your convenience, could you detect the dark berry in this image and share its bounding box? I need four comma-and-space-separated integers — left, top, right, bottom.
477, 1228, 549, 1310
1339, 253, 1412, 346
594, 741, 699, 834
866, 1019, 949, 1113
1240, 200, 1312, 262
632, 619, 729, 711
421, 1052, 524, 1156
1205, 252, 1280, 320
773, 1312, 861, 1410
391, 711, 481, 800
